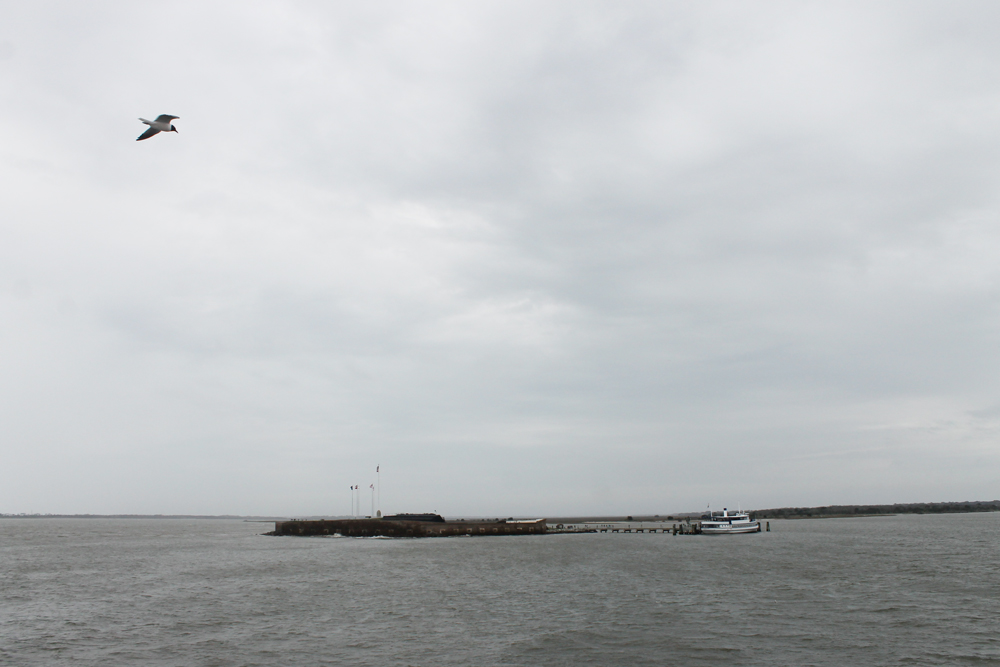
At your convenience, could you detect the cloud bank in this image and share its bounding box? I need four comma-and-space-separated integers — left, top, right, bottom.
2, 1, 999, 515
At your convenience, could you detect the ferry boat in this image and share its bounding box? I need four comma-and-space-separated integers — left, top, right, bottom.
700, 508, 760, 534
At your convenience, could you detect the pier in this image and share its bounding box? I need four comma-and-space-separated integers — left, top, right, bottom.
550, 521, 702, 535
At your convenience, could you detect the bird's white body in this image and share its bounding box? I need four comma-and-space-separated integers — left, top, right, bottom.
140, 117, 174, 132
137, 114, 179, 141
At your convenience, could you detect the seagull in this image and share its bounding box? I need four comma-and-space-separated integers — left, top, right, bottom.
136, 114, 179, 141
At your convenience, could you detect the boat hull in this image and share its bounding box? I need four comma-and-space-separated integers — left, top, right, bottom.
701, 522, 760, 535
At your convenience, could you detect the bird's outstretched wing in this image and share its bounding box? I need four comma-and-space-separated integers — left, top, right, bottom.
154, 114, 179, 123
137, 126, 161, 141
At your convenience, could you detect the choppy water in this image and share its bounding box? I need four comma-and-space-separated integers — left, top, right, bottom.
1, 513, 998, 666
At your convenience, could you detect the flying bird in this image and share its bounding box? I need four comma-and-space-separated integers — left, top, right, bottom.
136, 114, 179, 141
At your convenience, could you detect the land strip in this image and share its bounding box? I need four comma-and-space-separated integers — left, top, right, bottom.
752, 500, 1000, 519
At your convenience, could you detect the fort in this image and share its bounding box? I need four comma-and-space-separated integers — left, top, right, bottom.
268, 515, 547, 537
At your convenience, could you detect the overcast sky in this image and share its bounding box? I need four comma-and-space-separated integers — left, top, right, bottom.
2, 1, 999, 516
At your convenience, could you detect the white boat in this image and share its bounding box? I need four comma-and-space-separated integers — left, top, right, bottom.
700, 508, 760, 534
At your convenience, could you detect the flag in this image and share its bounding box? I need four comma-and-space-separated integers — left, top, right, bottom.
376, 466, 379, 473
370, 484, 374, 489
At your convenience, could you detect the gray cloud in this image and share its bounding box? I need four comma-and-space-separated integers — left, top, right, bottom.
2, 1, 1000, 515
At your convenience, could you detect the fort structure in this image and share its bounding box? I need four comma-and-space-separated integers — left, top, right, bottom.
269, 515, 547, 538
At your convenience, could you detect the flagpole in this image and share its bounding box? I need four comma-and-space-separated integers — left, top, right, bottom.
370, 484, 374, 517
377, 465, 381, 516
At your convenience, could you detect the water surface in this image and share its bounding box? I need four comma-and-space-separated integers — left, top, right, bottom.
1, 513, 998, 665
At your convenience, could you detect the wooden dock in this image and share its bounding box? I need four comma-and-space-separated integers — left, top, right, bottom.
549, 520, 702, 534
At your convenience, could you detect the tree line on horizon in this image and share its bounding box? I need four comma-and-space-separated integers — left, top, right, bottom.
752, 500, 1000, 518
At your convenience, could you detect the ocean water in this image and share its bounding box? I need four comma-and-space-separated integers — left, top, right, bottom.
1, 513, 998, 666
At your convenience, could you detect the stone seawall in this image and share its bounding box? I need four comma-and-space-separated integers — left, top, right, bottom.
270, 519, 547, 538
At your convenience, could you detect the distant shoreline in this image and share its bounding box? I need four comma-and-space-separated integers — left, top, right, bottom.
752, 500, 1000, 519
